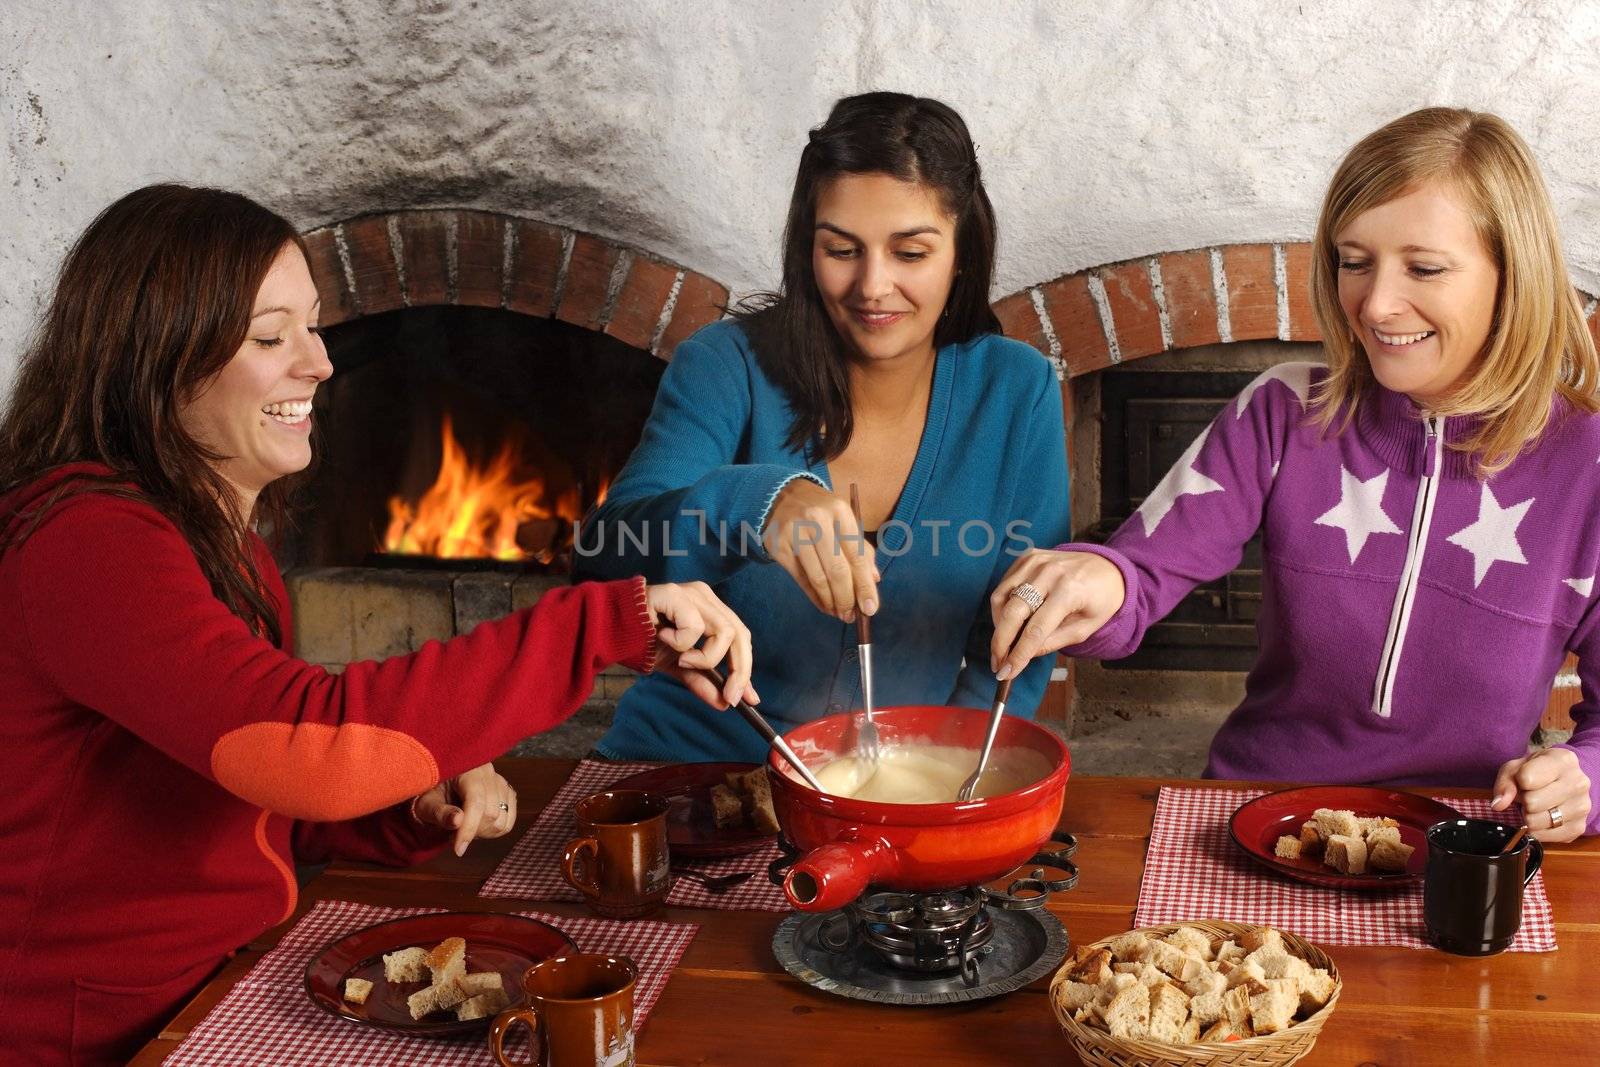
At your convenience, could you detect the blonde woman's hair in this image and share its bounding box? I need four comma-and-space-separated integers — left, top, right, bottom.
1309, 106, 1599, 475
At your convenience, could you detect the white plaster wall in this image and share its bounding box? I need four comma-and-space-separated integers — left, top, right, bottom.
4, 0, 1599, 397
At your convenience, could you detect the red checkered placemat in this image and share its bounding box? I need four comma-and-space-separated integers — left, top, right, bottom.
164, 899, 698, 1066
1134, 788, 1556, 951
481, 760, 790, 911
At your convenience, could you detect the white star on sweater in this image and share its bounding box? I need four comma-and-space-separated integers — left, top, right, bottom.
1315, 466, 1403, 564
1236, 362, 1315, 418
1136, 427, 1225, 537
1565, 575, 1594, 597
1445, 483, 1534, 588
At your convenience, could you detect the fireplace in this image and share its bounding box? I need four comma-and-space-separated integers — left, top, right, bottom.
284, 209, 727, 709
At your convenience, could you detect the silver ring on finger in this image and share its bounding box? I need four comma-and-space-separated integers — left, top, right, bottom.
1010, 582, 1045, 615
499, 802, 510, 814
1548, 805, 1564, 829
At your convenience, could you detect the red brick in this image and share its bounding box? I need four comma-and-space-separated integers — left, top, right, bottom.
657, 271, 728, 359
393, 211, 450, 307
300, 228, 356, 327
1157, 250, 1219, 349
604, 256, 679, 350
1283, 242, 1321, 341
1223, 243, 1278, 341
341, 215, 403, 315
506, 220, 565, 317
454, 211, 505, 309
992, 290, 1048, 355
1041, 273, 1111, 376
1101, 261, 1164, 361
556, 234, 621, 330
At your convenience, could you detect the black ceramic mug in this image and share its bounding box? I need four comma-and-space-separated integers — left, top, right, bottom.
1423, 818, 1544, 956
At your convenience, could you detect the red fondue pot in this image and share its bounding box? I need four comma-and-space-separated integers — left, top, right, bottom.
766, 705, 1070, 912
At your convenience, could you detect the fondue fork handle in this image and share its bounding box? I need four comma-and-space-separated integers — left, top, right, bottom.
848, 484, 881, 764
958, 677, 1013, 802
703, 667, 827, 793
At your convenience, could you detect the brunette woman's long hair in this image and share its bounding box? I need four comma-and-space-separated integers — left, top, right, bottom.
737, 92, 1001, 460
0, 183, 308, 644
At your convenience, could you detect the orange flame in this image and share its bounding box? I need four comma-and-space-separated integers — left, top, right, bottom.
383, 414, 586, 562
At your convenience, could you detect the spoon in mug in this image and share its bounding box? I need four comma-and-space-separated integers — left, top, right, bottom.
1499, 825, 1529, 855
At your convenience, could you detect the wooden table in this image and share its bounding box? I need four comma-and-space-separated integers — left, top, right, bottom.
133, 759, 1600, 1065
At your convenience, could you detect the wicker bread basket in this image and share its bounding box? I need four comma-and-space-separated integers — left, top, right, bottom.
1049, 921, 1341, 1067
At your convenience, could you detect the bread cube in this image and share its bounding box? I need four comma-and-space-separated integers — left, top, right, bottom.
1298, 967, 1337, 1012
1054, 979, 1100, 1015
1313, 807, 1362, 841
1369, 838, 1415, 872
1298, 822, 1324, 856
1201, 1018, 1238, 1042
1067, 945, 1114, 986
1149, 939, 1205, 983
1223, 958, 1268, 994
455, 986, 511, 1021
1364, 824, 1403, 849
1183, 968, 1227, 998
1274, 834, 1302, 860
1239, 927, 1282, 955
1103, 982, 1151, 1040
1214, 939, 1245, 964
710, 785, 744, 830
1147, 981, 1191, 1043
455, 971, 504, 998
382, 946, 430, 983
1188, 989, 1226, 1026
342, 977, 374, 1004
427, 937, 467, 987
1165, 926, 1214, 961
407, 979, 470, 1020
1324, 833, 1368, 875
1108, 929, 1153, 961
1249, 978, 1301, 1034
1178, 1013, 1201, 1043
1221, 984, 1253, 1032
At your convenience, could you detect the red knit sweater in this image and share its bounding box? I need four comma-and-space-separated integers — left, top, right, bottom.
0, 467, 657, 1064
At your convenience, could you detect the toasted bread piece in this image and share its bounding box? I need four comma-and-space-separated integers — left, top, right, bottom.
1364, 824, 1403, 849
1183, 968, 1227, 998
1165, 926, 1214, 961
1103, 981, 1151, 1040
1368, 837, 1414, 872
343, 977, 374, 1004
1274, 834, 1302, 860
1188, 989, 1225, 1026
1148, 939, 1204, 983
1298, 822, 1324, 856
1068, 946, 1114, 986
1314, 807, 1362, 840
1147, 981, 1190, 1043
455, 986, 511, 1021
1324, 833, 1368, 875
1298, 967, 1336, 1012
1249, 977, 1300, 1034
1214, 938, 1245, 964
1201, 1018, 1237, 1042
1238, 927, 1282, 955
745, 772, 781, 834
710, 785, 744, 830
455, 971, 504, 998
1108, 929, 1153, 961
1222, 958, 1268, 994
1357, 815, 1399, 835
1221, 984, 1253, 1032
427, 937, 468, 987
382, 946, 430, 983
1054, 979, 1101, 1015
407, 979, 470, 1020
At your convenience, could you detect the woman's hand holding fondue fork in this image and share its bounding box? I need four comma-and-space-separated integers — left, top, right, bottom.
765, 479, 881, 623
989, 549, 1126, 682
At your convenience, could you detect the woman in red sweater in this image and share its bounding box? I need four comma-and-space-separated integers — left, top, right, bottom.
0, 183, 756, 1065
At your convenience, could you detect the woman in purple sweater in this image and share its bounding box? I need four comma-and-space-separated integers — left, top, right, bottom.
989, 107, 1599, 842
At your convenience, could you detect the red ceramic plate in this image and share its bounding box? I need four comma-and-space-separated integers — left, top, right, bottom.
1229, 785, 1462, 889
304, 912, 575, 1037
610, 762, 776, 859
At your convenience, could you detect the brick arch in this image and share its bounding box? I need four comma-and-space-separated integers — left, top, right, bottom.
993, 241, 1600, 376
300, 210, 730, 361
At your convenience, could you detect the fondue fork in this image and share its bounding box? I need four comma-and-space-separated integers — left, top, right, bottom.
957, 677, 1013, 802
703, 667, 827, 793
848, 484, 882, 768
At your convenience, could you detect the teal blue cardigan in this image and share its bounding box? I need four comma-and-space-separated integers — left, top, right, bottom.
574, 319, 1071, 762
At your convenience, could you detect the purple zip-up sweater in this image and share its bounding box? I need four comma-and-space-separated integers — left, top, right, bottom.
1067, 363, 1600, 835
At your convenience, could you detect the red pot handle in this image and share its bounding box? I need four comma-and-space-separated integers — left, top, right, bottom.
784, 835, 894, 912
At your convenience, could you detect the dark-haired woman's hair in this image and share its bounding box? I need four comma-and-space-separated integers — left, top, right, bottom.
0, 183, 307, 644
737, 91, 1001, 459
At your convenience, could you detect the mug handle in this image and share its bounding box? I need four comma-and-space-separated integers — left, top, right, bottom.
1522, 837, 1544, 887
488, 1005, 542, 1067
561, 836, 601, 900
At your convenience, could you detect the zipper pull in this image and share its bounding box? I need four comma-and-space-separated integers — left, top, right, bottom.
1423, 416, 1439, 478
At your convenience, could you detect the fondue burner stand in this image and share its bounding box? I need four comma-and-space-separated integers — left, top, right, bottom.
770, 833, 1078, 1006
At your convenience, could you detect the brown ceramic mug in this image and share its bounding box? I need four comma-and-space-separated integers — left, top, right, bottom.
488, 953, 637, 1067
561, 790, 671, 919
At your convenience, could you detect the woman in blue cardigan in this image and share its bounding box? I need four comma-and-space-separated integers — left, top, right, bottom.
575, 92, 1071, 761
